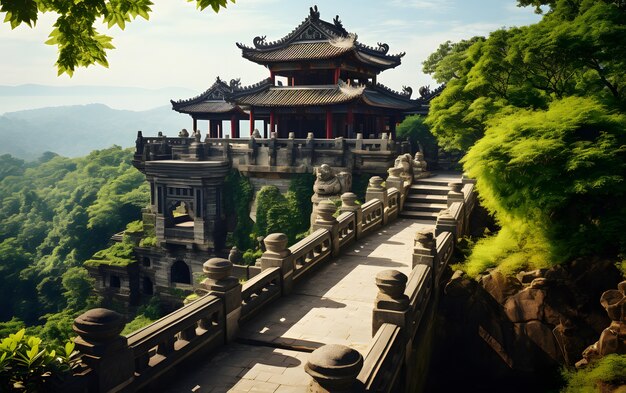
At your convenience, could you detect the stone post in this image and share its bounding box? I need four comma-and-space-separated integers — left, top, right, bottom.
447, 182, 464, 207
312, 200, 341, 256
261, 233, 294, 295
305, 344, 364, 393
73, 308, 134, 392
372, 270, 410, 336
355, 133, 363, 150
340, 192, 363, 240
413, 231, 437, 288
386, 167, 405, 210
201, 258, 241, 342
435, 208, 459, 238
365, 176, 388, 223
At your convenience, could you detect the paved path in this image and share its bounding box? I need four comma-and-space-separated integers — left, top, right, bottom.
166, 217, 433, 393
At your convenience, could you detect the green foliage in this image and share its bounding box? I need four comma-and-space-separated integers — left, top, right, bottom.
223, 170, 254, 250
462, 97, 626, 275
561, 354, 626, 393
422, 37, 485, 84
288, 173, 315, 235
0, 328, 76, 392
0, 0, 235, 76
121, 314, 156, 336
426, 1, 626, 152
242, 249, 263, 266
84, 240, 135, 267
139, 236, 157, 248
351, 174, 369, 203
396, 115, 439, 160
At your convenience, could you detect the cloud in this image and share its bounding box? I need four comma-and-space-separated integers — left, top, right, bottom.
389, 0, 453, 10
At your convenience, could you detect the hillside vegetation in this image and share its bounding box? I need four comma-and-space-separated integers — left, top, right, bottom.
0, 147, 149, 342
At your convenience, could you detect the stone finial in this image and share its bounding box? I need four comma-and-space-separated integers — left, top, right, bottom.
73, 308, 125, 344
316, 200, 338, 225
387, 167, 402, 180
415, 230, 435, 249
252, 129, 262, 138
229, 246, 243, 265
341, 192, 357, 208
381, 133, 389, 140
307, 132, 315, 139
288, 132, 295, 139
305, 344, 364, 392
263, 233, 290, 258
203, 258, 233, 281
270, 132, 277, 139
375, 270, 409, 303
356, 133, 363, 140
367, 176, 384, 191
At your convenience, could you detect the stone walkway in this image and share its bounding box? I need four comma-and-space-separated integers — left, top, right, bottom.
166, 218, 434, 393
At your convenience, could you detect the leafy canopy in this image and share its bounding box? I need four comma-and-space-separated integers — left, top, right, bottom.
0, 0, 235, 76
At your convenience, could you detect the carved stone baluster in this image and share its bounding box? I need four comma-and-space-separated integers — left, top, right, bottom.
305, 344, 364, 393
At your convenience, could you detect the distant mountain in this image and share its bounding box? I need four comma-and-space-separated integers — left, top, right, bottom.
0, 84, 198, 114
0, 104, 190, 160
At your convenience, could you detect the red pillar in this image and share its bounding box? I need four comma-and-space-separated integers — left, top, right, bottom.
290, 77, 295, 86
270, 111, 275, 135
230, 115, 238, 138
326, 110, 333, 139
270, 70, 275, 84
334, 68, 340, 84
249, 109, 255, 135
347, 107, 354, 138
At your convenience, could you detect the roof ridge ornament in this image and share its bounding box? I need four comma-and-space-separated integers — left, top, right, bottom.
402, 86, 413, 98
377, 43, 389, 55
253, 36, 267, 48
333, 15, 344, 30
309, 5, 320, 20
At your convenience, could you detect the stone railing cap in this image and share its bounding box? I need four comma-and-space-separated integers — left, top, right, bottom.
73, 308, 125, 342
203, 257, 232, 274
375, 269, 408, 287
305, 344, 363, 378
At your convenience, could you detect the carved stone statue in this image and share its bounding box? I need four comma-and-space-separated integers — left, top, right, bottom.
576, 281, 626, 368
394, 154, 413, 184
179, 128, 189, 138
413, 152, 429, 179
252, 129, 262, 139
313, 164, 342, 196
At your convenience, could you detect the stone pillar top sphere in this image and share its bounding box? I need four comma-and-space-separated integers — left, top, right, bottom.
341, 192, 357, 207
375, 270, 408, 298
73, 308, 125, 343
368, 176, 384, 190
305, 344, 363, 390
316, 200, 338, 224
264, 233, 289, 255
203, 257, 233, 280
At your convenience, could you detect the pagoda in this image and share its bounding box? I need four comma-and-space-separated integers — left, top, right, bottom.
171, 5, 431, 140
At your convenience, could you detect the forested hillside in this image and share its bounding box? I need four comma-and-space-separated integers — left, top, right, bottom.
0, 147, 148, 341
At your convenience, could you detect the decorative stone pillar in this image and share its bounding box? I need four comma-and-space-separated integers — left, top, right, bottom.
340, 192, 363, 239
447, 182, 464, 207
386, 167, 405, 210
355, 133, 363, 150
261, 233, 294, 295
435, 208, 458, 238
365, 176, 388, 223
413, 230, 436, 268
312, 200, 340, 256
372, 270, 410, 336
305, 344, 364, 393
73, 308, 134, 392
201, 258, 241, 342
228, 246, 243, 265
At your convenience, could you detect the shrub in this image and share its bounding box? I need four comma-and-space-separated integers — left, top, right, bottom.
562, 354, 626, 393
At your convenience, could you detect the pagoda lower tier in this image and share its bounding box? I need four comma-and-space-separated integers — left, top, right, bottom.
172, 78, 429, 140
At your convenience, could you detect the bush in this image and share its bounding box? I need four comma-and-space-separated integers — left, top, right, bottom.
0, 329, 76, 392
84, 241, 135, 267
223, 170, 254, 250
562, 354, 626, 393
242, 249, 263, 266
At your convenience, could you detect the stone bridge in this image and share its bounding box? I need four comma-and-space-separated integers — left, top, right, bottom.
65, 168, 477, 393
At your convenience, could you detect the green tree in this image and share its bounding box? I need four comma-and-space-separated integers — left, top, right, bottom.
0, 0, 235, 76
396, 115, 438, 161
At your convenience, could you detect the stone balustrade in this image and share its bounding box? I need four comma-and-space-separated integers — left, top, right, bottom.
135, 134, 411, 175
240, 267, 282, 323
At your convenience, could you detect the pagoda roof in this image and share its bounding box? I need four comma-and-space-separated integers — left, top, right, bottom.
236, 6, 404, 70
171, 77, 243, 115
228, 79, 419, 111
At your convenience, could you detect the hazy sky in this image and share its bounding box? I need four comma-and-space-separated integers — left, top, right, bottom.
0, 0, 541, 107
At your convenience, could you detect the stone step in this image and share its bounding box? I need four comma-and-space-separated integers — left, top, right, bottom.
406, 194, 448, 204
409, 184, 449, 195
399, 210, 439, 220
412, 179, 455, 187
403, 202, 448, 213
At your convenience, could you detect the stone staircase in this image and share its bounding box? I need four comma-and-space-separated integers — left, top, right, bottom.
400, 174, 459, 221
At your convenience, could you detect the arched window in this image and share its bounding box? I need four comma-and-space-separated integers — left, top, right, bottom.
110, 275, 121, 288
143, 277, 154, 295
171, 260, 191, 284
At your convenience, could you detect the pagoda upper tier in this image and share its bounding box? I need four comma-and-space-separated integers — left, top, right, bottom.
236, 5, 405, 82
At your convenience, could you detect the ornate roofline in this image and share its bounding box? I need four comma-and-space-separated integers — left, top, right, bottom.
171, 76, 239, 109
417, 83, 445, 102
367, 82, 414, 100
226, 78, 274, 100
